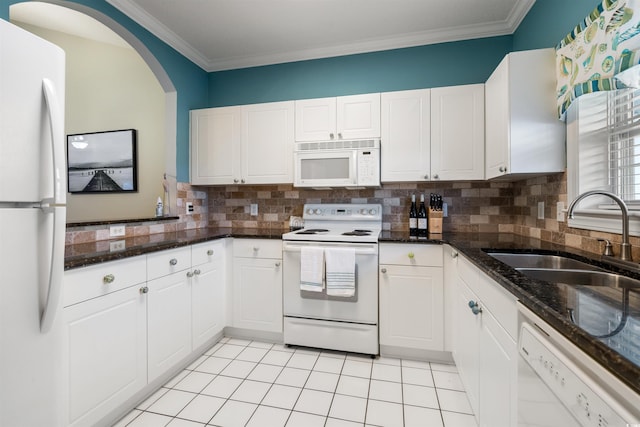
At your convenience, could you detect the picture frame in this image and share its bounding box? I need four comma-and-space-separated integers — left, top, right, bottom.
66, 129, 138, 194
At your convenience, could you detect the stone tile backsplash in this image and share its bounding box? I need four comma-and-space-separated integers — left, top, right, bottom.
66, 173, 640, 259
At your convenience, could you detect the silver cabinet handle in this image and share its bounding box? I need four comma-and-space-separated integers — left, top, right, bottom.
169, 258, 178, 266
433, 174, 439, 179
468, 300, 482, 315
103, 274, 115, 284
424, 174, 429, 179
381, 268, 387, 273
194, 269, 201, 275
187, 271, 194, 278
275, 262, 281, 267
234, 178, 239, 183
207, 249, 214, 256
253, 247, 260, 251
499, 166, 507, 173
338, 132, 343, 139
241, 178, 245, 184
139, 286, 148, 294
329, 132, 335, 139
451, 251, 459, 258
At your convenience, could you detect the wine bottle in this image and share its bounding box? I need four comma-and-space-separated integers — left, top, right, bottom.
418, 193, 428, 237
409, 194, 418, 236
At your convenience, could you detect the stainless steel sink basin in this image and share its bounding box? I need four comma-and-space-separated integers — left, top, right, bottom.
488, 252, 603, 271
517, 268, 640, 289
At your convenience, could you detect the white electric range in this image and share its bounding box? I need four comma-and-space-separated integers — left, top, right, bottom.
282, 204, 382, 355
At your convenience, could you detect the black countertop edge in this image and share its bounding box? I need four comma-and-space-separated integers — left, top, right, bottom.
66, 216, 180, 228
64, 227, 284, 270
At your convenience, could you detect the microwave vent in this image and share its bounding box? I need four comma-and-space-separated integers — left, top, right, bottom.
296, 139, 379, 151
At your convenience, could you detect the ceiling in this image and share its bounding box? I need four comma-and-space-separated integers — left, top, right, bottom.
13, 0, 536, 72
106, 0, 535, 72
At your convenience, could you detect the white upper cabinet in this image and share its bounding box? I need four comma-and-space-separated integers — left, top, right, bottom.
381, 85, 484, 182
485, 48, 565, 180
242, 101, 294, 184
190, 101, 294, 185
431, 84, 485, 180
295, 93, 380, 141
190, 106, 242, 186
381, 89, 431, 182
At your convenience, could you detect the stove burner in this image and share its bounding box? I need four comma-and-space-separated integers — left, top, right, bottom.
342, 230, 372, 236
295, 229, 329, 235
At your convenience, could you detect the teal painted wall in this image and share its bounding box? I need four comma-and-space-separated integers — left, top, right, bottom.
513, 0, 601, 51
208, 36, 513, 107
2, 0, 208, 183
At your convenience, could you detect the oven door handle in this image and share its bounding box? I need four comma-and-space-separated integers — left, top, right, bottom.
282, 242, 378, 255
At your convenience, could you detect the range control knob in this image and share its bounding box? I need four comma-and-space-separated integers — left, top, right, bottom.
360, 208, 368, 215
369, 209, 377, 215
306, 208, 314, 215
314, 209, 321, 215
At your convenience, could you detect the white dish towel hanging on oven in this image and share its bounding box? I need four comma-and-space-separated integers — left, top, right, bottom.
300, 246, 324, 292
325, 247, 356, 297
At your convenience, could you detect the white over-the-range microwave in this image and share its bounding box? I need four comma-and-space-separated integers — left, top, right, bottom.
293, 139, 380, 188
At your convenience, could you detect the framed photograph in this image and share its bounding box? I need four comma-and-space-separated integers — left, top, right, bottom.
66, 129, 138, 193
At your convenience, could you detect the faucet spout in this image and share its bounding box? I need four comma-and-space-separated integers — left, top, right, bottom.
567, 191, 632, 261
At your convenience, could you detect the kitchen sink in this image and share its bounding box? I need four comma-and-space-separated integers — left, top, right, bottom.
517, 268, 640, 289
488, 252, 604, 271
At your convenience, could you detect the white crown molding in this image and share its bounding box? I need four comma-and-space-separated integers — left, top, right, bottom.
107, 0, 534, 72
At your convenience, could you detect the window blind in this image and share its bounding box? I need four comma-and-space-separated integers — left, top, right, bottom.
608, 88, 640, 202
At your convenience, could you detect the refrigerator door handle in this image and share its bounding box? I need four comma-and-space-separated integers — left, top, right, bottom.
42, 78, 66, 206
40, 206, 65, 333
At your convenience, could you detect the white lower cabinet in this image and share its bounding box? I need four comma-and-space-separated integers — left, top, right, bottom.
191, 240, 226, 349
379, 244, 444, 354
232, 239, 283, 333
452, 253, 518, 426
64, 258, 147, 427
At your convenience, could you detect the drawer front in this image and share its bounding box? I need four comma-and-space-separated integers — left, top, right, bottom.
147, 246, 191, 280
233, 238, 282, 259
192, 239, 226, 266
64, 255, 146, 307
379, 243, 443, 267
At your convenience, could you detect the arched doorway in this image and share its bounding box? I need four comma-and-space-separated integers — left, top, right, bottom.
10, 1, 178, 222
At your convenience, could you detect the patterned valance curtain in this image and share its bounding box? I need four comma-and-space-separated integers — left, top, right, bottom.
556, 0, 640, 119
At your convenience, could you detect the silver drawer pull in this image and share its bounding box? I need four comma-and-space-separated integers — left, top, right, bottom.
194, 269, 201, 275
451, 251, 459, 258
381, 268, 387, 273
207, 249, 214, 256
169, 258, 178, 266
139, 286, 149, 294
253, 247, 259, 251
275, 262, 281, 267
187, 271, 194, 278
103, 274, 115, 284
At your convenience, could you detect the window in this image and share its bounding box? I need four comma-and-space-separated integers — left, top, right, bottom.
608, 88, 640, 203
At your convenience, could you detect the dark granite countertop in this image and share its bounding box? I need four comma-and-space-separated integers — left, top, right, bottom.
64, 227, 284, 270
65, 228, 640, 395
382, 231, 640, 396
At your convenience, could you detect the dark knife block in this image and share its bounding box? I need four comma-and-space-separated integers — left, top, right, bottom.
428, 208, 443, 234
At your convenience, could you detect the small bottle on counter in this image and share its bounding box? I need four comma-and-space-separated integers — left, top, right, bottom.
155, 196, 164, 217
409, 194, 418, 236
418, 193, 428, 237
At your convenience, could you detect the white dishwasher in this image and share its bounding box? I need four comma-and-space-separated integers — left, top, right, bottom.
517, 303, 640, 427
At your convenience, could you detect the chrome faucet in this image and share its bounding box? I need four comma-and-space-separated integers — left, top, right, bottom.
567, 191, 632, 261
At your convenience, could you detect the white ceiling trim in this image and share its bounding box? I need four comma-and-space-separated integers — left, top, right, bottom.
107, 0, 535, 72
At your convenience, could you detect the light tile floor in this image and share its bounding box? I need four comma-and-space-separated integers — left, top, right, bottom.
114, 337, 477, 427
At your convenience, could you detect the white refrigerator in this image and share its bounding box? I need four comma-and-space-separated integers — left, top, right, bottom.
0, 19, 67, 426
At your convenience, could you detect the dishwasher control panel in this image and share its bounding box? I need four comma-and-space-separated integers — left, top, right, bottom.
520, 323, 637, 426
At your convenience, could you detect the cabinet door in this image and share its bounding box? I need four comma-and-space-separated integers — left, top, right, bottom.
192, 253, 225, 349
295, 97, 336, 141
190, 107, 242, 185
337, 93, 381, 139
485, 56, 510, 179
379, 264, 444, 351
66, 286, 147, 427
242, 101, 294, 184
147, 271, 192, 382
478, 309, 518, 427
431, 84, 485, 180
452, 277, 481, 419
381, 89, 431, 182
233, 257, 283, 332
